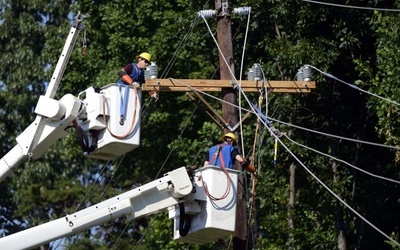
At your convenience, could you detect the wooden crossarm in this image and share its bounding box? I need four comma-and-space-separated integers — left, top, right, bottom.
142, 78, 316, 93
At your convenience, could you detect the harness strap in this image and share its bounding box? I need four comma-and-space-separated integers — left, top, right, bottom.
209, 145, 220, 165
209, 144, 228, 168
218, 149, 227, 169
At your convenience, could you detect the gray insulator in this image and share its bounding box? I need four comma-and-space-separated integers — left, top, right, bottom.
253, 63, 262, 80
247, 69, 254, 80
303, 65, 312, 81
198, 9, 215, 19
296, 69, 304, 81
148, 62, 158, 79
233, 6, 251, 16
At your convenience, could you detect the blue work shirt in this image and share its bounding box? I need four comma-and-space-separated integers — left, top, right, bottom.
207, 143, 239, 169
117, 63, 145, 86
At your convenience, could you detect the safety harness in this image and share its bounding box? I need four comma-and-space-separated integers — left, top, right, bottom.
201, 143, 231, 201
209, 143, 227, 168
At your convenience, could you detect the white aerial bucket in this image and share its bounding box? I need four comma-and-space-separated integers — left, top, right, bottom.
78, 83, 141, 160
169, 165, 239, 244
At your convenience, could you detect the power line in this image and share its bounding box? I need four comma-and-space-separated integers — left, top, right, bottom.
275, 127, 400, 247
270, 117, 400, 150
284, 134, 400, 185
169, 78, 400, 151
238, 7, 252, 156
232, 82, 400, 247
302, 0, 400, 12
307, 64, 400, 107
167, 79, 400, 246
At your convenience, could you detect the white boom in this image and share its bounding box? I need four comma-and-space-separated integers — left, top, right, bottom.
0, 166, 239, 249
0, 12, 141, 181
0, 167, 193, 249
0, 14, 87, 182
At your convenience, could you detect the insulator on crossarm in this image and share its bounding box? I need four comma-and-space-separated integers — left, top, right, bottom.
253, 63, 262, 80
247, 68, 254, 80
296, 68, 304, 81
145, 62, 158, 79
233, 6, 251, 16
302, 65, 312, 81
149, 62, 158, 79
198, 9, 215, 19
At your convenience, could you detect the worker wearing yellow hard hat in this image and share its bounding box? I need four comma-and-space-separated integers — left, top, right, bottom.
136, 52, 151, 62
117, 52, 152, 88
204, 132, 256, 174
221, 132, 236, 142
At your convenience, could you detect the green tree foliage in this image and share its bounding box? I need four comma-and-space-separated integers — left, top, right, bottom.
1, 0, 400, 249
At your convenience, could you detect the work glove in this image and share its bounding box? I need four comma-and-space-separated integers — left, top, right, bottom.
245, 164, 256, 174
132, 82, 141, 88
241, 160, 256, 174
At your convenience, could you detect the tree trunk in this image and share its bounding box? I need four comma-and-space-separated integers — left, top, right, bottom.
287, 163, 296, 249
332, 161, 347, 250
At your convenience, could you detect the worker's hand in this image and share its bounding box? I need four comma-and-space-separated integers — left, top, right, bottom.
241, 159, 256, 174
149, 90, 159, 100
131, 82, 141, 88
245, 164, 256, 174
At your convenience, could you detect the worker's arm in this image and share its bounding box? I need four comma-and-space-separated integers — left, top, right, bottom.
235, 154, 256, 173
117, 64, 140, 87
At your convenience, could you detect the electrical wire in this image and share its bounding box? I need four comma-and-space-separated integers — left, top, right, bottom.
284, 134, 400, 185
269, 117, 400, 150
276, 128, 400, 247
154, 106, 198, 179
307, 64, 400, 107
160, 15, 201, 78
131, 215, 158, 250
302, 0, 400, 12
49, 159, 113, 249
238, 7, 252, 157
190, 126, 219, 167
53, 157, 125, 250
232, 83, 400, 247
168, 78, 400, 150
167, 79, 400, 246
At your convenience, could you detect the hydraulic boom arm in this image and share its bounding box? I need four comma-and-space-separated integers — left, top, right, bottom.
0, 167, 194, 250
0, 14, 87, 182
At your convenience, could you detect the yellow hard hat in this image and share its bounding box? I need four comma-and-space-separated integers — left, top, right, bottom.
221, 132, 236, 142
137, 52, 151, 62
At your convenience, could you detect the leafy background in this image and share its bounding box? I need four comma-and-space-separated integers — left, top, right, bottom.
1, 0, 400, 249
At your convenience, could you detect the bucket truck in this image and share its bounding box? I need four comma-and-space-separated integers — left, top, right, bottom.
0, 13, 239, 249
0, 165, 239, 249
0, 12, 142, 181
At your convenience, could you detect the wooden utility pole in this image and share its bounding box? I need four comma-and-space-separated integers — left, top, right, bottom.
215, 1, 248, 249
142, 2, 316, 249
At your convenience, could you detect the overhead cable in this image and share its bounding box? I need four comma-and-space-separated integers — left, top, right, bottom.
302, 0, 400, 12
307, 64, 400, 107
168, 78, 400, 151
284, 134, 400, 185
170, 77, 400, 246
238, 7, 252, 156
269, 117, 400, 150
233, 83, 400, 247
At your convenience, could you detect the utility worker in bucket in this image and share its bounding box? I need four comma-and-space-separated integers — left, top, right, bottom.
204, 132, 256, 174
117, 52, 151, 88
